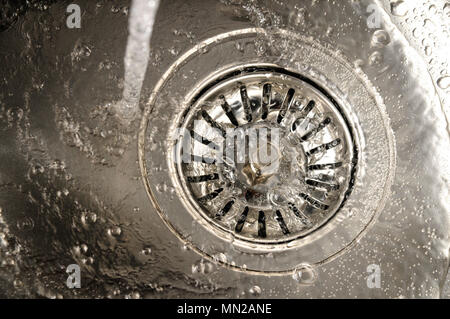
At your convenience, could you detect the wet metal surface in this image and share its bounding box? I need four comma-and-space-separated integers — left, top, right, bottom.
0, 0, 449, 298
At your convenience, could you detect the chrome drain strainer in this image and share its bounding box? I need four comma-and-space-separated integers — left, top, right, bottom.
173, 66, 357, 245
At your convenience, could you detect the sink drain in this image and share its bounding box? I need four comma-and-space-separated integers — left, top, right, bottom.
139, 28, 395, 273
173, 66, 357, 245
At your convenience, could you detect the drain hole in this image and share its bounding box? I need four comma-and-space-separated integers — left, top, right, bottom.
258, 211, 267, 238
216, 200, 235, 219
306, 138, 341, 157
197, 188, 223, 204
220, 95, 239, 127
240, 85, 253, 123
277, 88, 295, 124
291, 100, 315, 131
275, 210, 290, 235
187, 173, 219, 183
235, 206, 249, 233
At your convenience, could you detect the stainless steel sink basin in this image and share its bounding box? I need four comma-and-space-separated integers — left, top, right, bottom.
0, 0, 449, 298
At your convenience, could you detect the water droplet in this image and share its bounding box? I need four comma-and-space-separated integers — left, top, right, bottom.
16, 217, 34, 231
371, 30, 391, 48
248, 285, 261, 296
353, 59, 365, 68
81, 211, 97, 225
168, 47, 179, 56
89, 213, 97, 223
292, 263, 318, 285
108, 226, 122, 236
444, 3, 450, 17
142, 247, 152, 255
0, 233, 8, 248
423, 18, 435, 30
390, 1, 408, 17
192, 260, 214, 274
213, 253, 227, 263
437, 76, 450, 89
428, 4, 436, 14
111, 5, 120, 13
369, 51, 383, 66
125, 291, 141, 299
82, 257, 94, 265
235, 41, 244, 52
73, 245, 81, 255
13, 279, 23, 289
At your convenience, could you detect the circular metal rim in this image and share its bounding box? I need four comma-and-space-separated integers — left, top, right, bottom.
138, 28, 396, 275
172, 66, 358, 246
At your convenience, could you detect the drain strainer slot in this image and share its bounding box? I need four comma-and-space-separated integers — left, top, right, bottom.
173, 66, 357, 246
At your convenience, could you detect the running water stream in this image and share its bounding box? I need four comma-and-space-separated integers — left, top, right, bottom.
117, 0, 159, 119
